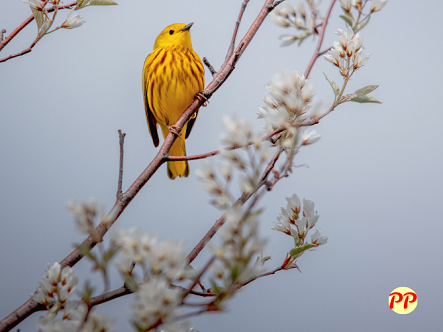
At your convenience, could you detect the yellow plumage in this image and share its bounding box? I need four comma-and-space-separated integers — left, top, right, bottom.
142, 23, 205, 179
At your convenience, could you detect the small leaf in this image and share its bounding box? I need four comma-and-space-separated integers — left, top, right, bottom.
290, 243, 316, 257
31, 8, 44, 29
354, 85, 379, 96
261, 256, 271, 262
323, 73, 340, 97
349, 94, 381, 103
88, 0, 118, 5
355, 15, 371, 31
39, 19, 53, 37
339, 15, 353, 26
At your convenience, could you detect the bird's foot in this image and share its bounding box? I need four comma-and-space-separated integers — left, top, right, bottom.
168, 125, 182, 138
195, 91, 209, 107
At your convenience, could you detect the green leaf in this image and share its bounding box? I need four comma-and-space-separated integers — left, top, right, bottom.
355, 15, 371, 31
88, 0, 118, 5
323, 73, 340, 97
39, 19, 53, 37
349, 94, 382, 103
289, 243, 316, 257
31, 8, 44, 29
340, 15, 353, 26
354, 85, 379, 96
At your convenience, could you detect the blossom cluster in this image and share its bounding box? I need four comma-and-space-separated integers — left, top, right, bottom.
131, 276, 182, 331
271, 1, 316, 46
196, 116, 272, 209
324, 27, 370, 77
38, 302, 113, 332
31, 262, 78, 307
272, 193, 327, 248
113, 228, 192, 282
258, 71, 314, 130
340, 0, 388, 13
210, 205, 267, 290
112, 228, 198, 330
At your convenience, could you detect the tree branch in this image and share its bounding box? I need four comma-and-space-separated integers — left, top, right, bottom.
226, 0, 250, 60
304, 0, 337, 78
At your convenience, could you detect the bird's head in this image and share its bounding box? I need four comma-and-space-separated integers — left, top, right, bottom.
154, 23, 194, 50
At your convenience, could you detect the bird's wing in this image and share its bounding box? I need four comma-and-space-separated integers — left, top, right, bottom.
185, 55, 205, 139
142, 55, 160, 147
185, 110, 198, 139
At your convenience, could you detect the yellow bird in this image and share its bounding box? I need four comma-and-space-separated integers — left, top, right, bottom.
142, 23, 205, 179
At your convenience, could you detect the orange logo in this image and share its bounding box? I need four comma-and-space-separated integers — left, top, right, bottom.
389, 287, 417, 314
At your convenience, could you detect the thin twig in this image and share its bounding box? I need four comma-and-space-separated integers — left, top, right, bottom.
0, 37, 38, 63
116, 130, 126, 201
304, 0, 337, 78
226, 0, 250, 60
0, 30, 6, 42
181, 257, 216, 302
203, 57, 217, 76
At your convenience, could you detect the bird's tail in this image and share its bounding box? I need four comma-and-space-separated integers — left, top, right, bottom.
161, 124, 189, 180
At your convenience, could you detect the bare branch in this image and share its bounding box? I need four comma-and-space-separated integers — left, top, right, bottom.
226, 0, 250, 60
304, 0, 337, 78
0, 30, 6, 42
116, 130, 126, 201
203, 57, 217, 76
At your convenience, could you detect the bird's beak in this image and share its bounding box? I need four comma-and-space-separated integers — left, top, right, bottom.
180, 22, 194, 32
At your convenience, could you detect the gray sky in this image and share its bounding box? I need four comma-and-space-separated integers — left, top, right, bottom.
1, 0, 442, 331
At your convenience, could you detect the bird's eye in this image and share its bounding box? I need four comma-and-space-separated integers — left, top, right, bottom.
169, 30, 174, 35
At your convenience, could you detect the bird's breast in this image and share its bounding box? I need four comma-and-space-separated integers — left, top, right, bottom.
144, 46, 205, 126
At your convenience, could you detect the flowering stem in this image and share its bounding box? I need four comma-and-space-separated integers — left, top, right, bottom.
0, 2, 77, 55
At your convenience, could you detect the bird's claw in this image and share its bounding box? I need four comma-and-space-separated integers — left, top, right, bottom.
195, 92, 209, 107
168, 125, 182, 138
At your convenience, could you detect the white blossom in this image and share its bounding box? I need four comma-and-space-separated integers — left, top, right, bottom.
354, 49, 371, 69
271, 212, 292, 235
23, 0, 44, 11
132, 276, 181, 330
303, 199, 320, 229
271, 14, 290, 27
296, 0, 306, 18
59, 267, 78, 302
302, 130, 321, 145
220, 115, 251, 147
311, 228, 328, 245
371, 0, 388, 12
62, 8, 85, 29
340, 0, 353, 11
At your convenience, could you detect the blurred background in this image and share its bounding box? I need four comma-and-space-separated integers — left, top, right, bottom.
1, 0, 442, 331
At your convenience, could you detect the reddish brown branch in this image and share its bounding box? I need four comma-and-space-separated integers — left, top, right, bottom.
203, 57, 217, 76
304, 0, 337, 78
226, 0, 250, 60
0, 2, 77, 62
